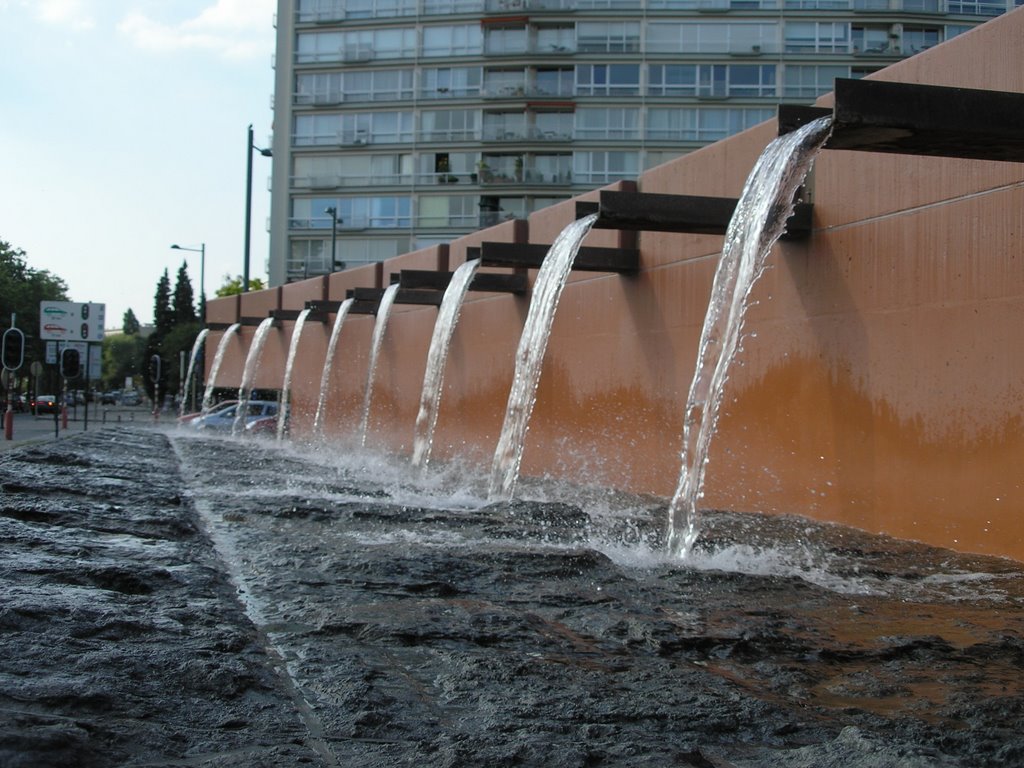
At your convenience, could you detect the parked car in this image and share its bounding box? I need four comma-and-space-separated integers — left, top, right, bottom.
178, 400, 238, 425
33, 394, 59, 414
244, 406, 288, 437
191, 400, 278, 431
121, 390, 141, 406
101, 390, 120, 405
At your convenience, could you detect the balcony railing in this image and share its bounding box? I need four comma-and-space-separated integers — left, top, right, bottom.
292, 174, 415, 189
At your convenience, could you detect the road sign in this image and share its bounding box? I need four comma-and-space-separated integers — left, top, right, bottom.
39, 302, 106, 342
30, 361, 43, 377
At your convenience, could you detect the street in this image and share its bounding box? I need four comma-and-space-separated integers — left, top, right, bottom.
0, 404, 156, 450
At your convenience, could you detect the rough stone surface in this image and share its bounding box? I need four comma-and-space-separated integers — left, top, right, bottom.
1, 426, 1022, 767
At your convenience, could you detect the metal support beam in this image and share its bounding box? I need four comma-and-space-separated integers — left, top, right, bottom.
577, 191, 813, 239
306, 300, 345, 314
239, 316, 280, 328
779, 78, 1024, 162
397, 269, 528, 294
349, 287, 446, 307
270, 309, 327, 323
205, 322, 235, 331
479, 242, 639, 273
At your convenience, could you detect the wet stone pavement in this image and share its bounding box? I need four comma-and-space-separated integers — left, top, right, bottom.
1, 427, 1023, 767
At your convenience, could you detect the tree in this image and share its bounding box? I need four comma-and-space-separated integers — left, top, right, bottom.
122, 308, 140, 335
153, 269, 174, 341
216, 274, 266, 297
172, 261, 197, 325
101, 333, 146, 390
0, 240, 69, 393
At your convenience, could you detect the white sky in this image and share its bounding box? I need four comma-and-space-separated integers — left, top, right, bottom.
0, 0, 276, 329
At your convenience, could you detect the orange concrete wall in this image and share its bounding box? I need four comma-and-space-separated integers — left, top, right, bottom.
202, 10, 1024, 561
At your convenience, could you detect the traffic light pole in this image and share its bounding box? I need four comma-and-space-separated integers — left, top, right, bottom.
2, 314, 25, 441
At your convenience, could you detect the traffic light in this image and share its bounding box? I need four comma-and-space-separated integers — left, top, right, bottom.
1, 328, 24, 371
60, 348, 81, 379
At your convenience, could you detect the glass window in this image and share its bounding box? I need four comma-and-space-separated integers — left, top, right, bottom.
294, 113, 342, 146
334, 111, 414, 144
483, 69, 528, 96
785, 22, 851, 53
485, 25, 528, 55
530, 154, 573, 183
483, 111, 528, 140
417, 195, 479, 227
535, 68, 574, 97
852, 25, 893, 54
902, 26, 941, 54
536, 25, 575, 53
576, 22, 641, 53
296, 32, 343, 64
646, 22, 778, 54
646, 107, 773, 141
421, 109, 481, 141
575, 108, 640, 140
783, 65, 849, 97
420, 67, 483, 98
648, 64, 775, 97
422, 24, 484, 57
533, 111, 574, 140
575, 64, 641, 96
572, 151, 639, 184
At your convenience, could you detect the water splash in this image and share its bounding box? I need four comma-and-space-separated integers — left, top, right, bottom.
488, 213, 599, 501
411, 259, 481, 471
313, 298, 354, 436
277, 309, 311, 441
201, 323, 240, 413
667, 117, 833, 559
358, 283, 401, 447
232, 317, 277, 436
179, 328, 210, 418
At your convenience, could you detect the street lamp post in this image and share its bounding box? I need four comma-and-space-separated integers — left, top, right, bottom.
245, 124, 273, 293
170, 243, 205, 316
321, 206, 343, 280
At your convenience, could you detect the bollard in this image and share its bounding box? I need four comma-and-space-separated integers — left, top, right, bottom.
4, 405, 11, 441
61, 404, 68, 430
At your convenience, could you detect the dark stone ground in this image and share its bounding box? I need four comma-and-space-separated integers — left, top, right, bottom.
2, 427, 1023, 767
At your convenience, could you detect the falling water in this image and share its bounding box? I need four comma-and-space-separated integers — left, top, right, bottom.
277, 309, 311, 441
313, 298, 354, 436
667, 116, 833, 559
232, 317, 277, 436
201, 323, 240, 413
488, 213, 599, 501
411, 259, 481, 470
358, 283, 401, 446
179, 328, 209, 418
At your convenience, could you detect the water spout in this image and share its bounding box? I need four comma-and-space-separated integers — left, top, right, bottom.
278, 308, 311, 441
667, 116, 833, 559
411, 258, 481, 470
201, 323, 240, 413
313, 298, 354, 436
232, 317, 277, 436
180, 328, 210, 418
488, 213, 600, 501
358, 283, 400, 447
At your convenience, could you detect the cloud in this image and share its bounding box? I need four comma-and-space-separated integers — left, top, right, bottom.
34, 0, 95, 30
118, 0, 275, 60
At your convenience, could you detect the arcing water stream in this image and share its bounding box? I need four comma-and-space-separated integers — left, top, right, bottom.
411, 258, 481, 470
359, 283, 401, 446
232, 317, 277, 435
488, 213, 599, 501
201, 322, 239, 413
179, 328, 209, 418
313, 298, 354, 436
667, 117, 833, 559
278, 308, 311, 441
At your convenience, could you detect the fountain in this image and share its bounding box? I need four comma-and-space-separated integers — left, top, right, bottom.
277, 309, 311, 441
358, 282, 400, 446
200, 323, 240, 413
666, 116, 833, 559
313, 298, 355, 436
411, 258, 481, 470
179, 328, 209, 418
488, 213, 599, 501
232, 317, 277, 436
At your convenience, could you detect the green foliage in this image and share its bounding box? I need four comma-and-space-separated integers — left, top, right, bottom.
142, 321, 202, 403
216, 274, 266, 297
153, 269, 174, 341
121, 308, 141, 335
0, 240, 69, 392
172, 261, 197, 325
101, 333, 147, 390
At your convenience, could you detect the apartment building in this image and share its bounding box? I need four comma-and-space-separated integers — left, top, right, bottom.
267, 0, 1016, 284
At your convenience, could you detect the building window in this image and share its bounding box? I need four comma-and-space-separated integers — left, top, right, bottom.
901, 26, 942, 54
422, 24, 484, 57
420, 67, 483, 98
576, 22, 641, 53
483, 68, 528, 96
484, 24, 529, 55
851, 25, 895, 54
421, 109, 481, 141
534, 68, 575, 97
330, 111, 414, 145
573, 151, 639, 184
784, 22, 851, 53
296, 69, 415, 105
417, 195, 479, 227
947, 0, 1007, 14
293, 154, 413, 188
296, 28, 417, 63
646, 107, 774, 141
294, 113, 342, 146
783, 65, 849, 97
575, 64, 641, 96
533, 110, 574, 140
648, 64, 776, 97
292, 197, 412, 229
646, 22, 779, 54
483, 110, 528, 140
575, 107, 640, 140
536, 25, 575, 54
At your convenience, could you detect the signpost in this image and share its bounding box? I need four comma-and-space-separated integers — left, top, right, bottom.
2, 315, 25, 440
40, 302, 105, 433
